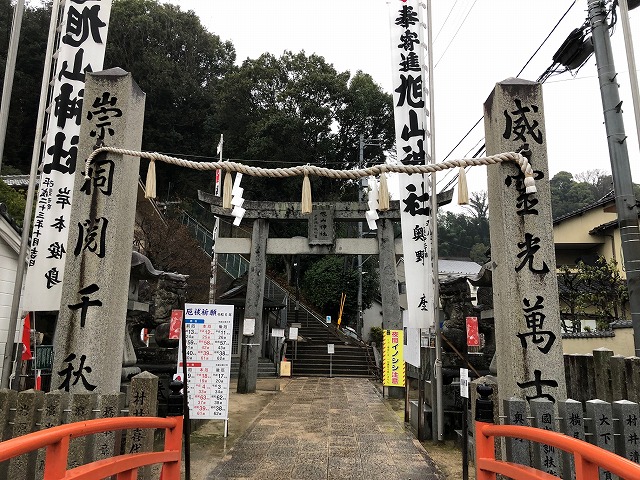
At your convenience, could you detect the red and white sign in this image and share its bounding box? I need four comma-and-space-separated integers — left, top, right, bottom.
466, 316, 480, 347
21, 313, 32, 360
177, 304, 234, 420
169, 309, 183, 340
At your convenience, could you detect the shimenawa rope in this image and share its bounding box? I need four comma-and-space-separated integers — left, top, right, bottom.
83, 146, 537, 206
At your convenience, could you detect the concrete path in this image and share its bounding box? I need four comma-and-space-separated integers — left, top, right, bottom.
206, 377, 443, 480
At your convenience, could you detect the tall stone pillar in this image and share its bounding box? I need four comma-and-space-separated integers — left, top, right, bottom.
53, 68, 145, 394
484, 78, 566, 413
377, 218, 401, 330
237, 219, 269, 394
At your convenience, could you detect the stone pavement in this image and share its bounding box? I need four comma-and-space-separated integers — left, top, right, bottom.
206, 377, 443, 480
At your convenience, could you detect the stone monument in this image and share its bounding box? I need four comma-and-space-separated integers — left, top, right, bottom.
53, 69, 145, 394
484, 79, 566, 412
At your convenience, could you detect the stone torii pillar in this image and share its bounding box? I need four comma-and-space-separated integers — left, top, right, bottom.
377, 218, 401, 330
484, 79, 566, 426
237, 219, 269, 394
53, 69, 145, 394
199, 191, 453, 392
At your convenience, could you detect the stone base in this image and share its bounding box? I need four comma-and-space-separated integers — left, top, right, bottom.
409, 400, 462, 440
121, 366, 141, 382
386, 386, 405, 399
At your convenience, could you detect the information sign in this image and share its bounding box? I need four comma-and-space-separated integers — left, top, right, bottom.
460, 368, 469, 399
35, 345, 54, 371
289, 327, 299, 340
383, 330, 405, 387
178, 303, 234, 420
243, 318, 255, 336
327, 344, 335, 355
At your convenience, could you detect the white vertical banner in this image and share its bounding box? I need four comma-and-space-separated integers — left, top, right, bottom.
23, 0, 113, 311
389, 0, 434, 367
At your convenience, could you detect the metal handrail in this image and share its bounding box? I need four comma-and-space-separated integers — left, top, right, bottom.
0, 415, 183, 479
176, 210, 328, 327
475, 421, 640, 479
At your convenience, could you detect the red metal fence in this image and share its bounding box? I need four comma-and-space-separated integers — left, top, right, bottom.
0, 415, 183, 480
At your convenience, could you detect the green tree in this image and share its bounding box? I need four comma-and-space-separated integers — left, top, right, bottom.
437, 211, 473, 257
549, 170, 623, 218
437, 191, 489, 261
566, 182, 596, 209
215, 52, 394, 204
557, 257, 628, 331
558, 265, 585, 333
469, 242, 489, 265
301, 255, 378, 328
578, 258, 628, 329
550, 171, 578, 218
0, 0, 50, 173
574, 169, 611, 198
0, 179, 26, 227
104, 0, 236, 206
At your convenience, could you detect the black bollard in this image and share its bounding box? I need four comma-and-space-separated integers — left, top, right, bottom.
475, 384, 494, 422
167, 380, 184, 416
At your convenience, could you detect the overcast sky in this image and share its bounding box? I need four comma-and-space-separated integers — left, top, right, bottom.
165, 0, 640, 205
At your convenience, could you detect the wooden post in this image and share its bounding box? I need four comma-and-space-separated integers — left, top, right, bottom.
237, 219, 269, 394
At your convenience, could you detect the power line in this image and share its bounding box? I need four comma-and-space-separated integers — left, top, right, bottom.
516, 0, 577, 78
434, 0, 478, 69
433, 0, 459, 44
155, 151, 350, 167
436, 2, 579, 194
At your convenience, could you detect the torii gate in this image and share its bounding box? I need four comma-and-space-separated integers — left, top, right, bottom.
198, 190, 453, 394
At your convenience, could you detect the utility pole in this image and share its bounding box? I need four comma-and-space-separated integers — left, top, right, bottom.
358, 134, 382, 338
210, 134, 224, 304
588, 0, 640, 356
425, 0, 443, 442
0, 0, 24, 173
619, 0, 640, 156
2, 0, 62, 389
294, 257, 300, 325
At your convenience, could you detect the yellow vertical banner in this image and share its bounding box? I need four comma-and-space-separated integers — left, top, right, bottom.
383, 329, 405, 387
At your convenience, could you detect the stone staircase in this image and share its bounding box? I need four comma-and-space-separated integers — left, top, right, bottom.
286, 315, 375, 377
229, 357, 277, 378
290, 343, 374, 377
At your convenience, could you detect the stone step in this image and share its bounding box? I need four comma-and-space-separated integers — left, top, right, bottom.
291, 359, 370, 369
292, 366, 371, 377
229, 357, 277, 378
293, 349, 370, 358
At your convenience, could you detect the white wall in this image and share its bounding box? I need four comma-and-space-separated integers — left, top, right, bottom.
563, 328, 635, 357
0, 225, 24, 382
362, 299, 384, 343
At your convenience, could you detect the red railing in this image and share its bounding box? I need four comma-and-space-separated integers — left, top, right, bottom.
476, 420, 640, 480
0, 416, 183, 480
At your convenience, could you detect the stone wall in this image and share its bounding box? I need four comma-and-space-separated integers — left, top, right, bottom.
0, 372, 159, 479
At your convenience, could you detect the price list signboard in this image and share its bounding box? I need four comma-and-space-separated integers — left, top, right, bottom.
178, 303, 234, 420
